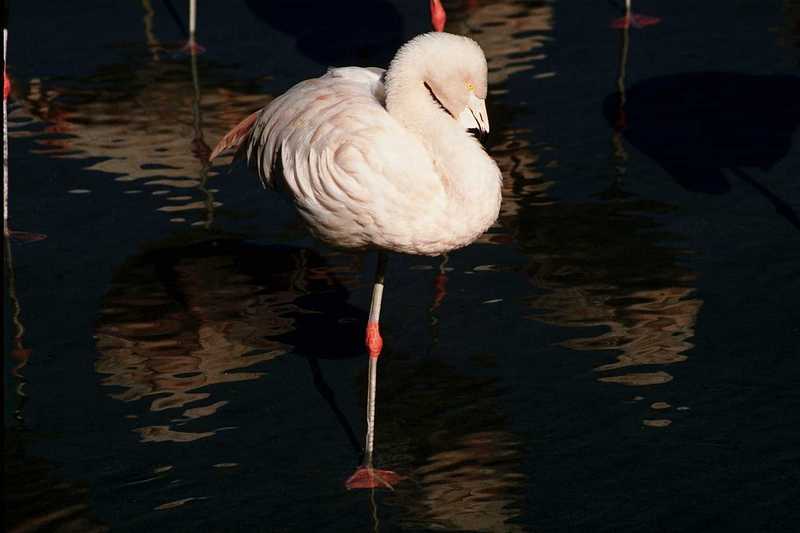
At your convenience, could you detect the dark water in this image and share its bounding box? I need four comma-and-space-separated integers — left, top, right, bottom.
4, 1, 800, 531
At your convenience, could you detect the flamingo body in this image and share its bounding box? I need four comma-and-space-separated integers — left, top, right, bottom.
213, 33, 502, 256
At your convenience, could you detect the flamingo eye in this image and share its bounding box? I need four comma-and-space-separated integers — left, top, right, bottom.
466, 82, 475, 92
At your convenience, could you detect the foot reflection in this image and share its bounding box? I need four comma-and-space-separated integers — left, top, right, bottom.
374, 356, 527, 532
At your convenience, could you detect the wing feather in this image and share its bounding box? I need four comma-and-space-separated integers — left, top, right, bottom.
228, 67, 444, 250
208, 110, 260, 162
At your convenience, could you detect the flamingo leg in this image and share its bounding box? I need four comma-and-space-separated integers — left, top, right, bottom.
611, 0, 661, 29
188, 0, 197, 42
363, 251, 387, 465
182, 0, 206, 54
346, 252, 401, 490
430, 0, 447, 32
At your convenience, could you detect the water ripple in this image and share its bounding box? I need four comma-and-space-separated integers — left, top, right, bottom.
94, 240, 363, 442
9, 57, 268, 227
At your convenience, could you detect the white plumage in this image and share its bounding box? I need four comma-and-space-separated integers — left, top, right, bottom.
211, 32, 502, 256
210, 32, 502, 489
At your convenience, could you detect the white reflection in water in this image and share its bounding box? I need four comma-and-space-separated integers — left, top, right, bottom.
414, 431, 527, 533
95, 252, 291, 442
458, 0, 702, 425
9, 60, 268, 227
382, 355, 529, 533
94, 243, 363, 443
452, 0, 554, 87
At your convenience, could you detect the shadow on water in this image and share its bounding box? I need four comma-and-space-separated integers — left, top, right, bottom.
503, 165, 702, 424
92, 234, 529, 530
244, 0, 404, 66
604, 72, 800, 230
95, 237, 365, 444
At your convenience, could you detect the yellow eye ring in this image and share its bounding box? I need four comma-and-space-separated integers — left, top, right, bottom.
466, 82, 475, 92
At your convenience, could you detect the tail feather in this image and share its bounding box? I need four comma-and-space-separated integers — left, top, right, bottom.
209, 110, 261, 162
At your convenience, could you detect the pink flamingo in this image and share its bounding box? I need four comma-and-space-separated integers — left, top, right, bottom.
209, 31, 499, 489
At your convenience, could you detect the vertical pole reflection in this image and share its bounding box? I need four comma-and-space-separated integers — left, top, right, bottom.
188, 0, 197, 47
611, 18, 631, 187
426, 253, 449, 356
369, 488, 381, 533
4, 235, 30, 425
4, 28, 9, 237
430, 253, 449, 315
189, 46, 215, 229
624, 0, 632, 27
141, 0, 162, 62
616, 17, 630, 111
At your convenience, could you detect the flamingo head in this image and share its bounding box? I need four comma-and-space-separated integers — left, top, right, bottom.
386, 32, 491, 142
421, 34, 489, 141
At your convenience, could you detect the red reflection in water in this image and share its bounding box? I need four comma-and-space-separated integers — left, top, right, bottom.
611, 14, 662, 29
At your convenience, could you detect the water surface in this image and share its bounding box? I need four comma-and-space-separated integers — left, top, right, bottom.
4, 1, 800, 531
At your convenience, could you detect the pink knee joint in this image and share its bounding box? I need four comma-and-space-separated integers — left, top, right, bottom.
366, 322, 383, 359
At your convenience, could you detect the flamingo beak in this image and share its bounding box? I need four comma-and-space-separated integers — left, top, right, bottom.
430, 0, 447, 32
458, 93, 490, 144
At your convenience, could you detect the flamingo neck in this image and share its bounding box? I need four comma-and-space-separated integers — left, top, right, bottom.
385, 63, 498, 207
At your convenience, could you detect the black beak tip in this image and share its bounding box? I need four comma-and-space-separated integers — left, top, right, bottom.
468, 128, 490, 146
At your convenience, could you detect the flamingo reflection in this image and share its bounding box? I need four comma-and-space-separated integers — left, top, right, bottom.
95, 239, 364, 443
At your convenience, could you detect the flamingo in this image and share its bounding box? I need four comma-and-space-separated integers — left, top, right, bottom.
209, 32, 501, 489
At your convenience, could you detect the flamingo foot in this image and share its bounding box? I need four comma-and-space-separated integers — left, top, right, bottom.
180, 39, 206, 55
7, 230, 48, 243
345, 466, 402, 490
611, 14, 662, 29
